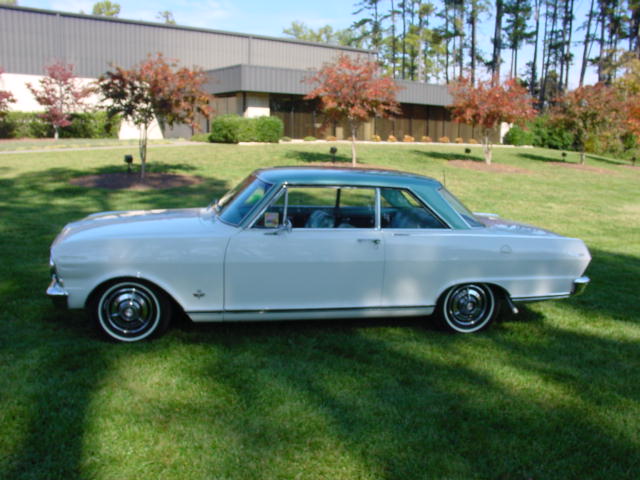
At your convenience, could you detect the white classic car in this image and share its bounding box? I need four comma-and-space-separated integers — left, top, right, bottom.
47, 167, 591, 342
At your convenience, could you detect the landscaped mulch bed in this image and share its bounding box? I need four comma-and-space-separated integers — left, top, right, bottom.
70, 172, 203, 190
448, 159, 532, 174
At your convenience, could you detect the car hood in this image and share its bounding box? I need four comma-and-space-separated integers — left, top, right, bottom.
473, 214, 561, 237
52, 207, 216, 246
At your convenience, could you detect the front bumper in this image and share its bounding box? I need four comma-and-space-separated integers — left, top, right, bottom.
46, 276, 69, 309
572, 276, 590, 296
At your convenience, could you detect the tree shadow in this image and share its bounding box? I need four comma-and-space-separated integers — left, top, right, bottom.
411, 149, 484, 162
284, 150, 351, 164
164, 315, 640, 478
517, 152, 565, 163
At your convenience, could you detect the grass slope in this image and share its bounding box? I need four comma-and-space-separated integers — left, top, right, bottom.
0, 143, 638, 480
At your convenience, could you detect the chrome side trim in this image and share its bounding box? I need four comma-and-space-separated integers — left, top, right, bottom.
46, 276, 69, 309
187, 306, 435, 323
512, 294, 571, 303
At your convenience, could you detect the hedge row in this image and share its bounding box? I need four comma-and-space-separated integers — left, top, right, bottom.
209, 115, 283, 143
0, 111, 121, 139
503, 116, 575, 150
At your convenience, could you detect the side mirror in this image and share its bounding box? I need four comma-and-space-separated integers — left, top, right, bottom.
265, 218, 292, 235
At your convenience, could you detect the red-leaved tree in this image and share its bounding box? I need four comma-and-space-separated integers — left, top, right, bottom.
0, 68, 16, 117
98, 54, 212, 179
449, 77, 536, 164
27, 61, 93, 139
305, 54, 400, 165
552, 83, 625, 164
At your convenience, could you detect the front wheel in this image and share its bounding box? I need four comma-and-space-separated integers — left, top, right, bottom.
438, 283, 498, 333
91, 280, 171, 342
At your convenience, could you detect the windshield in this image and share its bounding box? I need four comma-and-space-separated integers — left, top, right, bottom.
439, 187, 484, 228
218, 175, 274, 226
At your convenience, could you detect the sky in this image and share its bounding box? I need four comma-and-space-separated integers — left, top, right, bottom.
16, 0, 598, 87
18, 0, 357, 37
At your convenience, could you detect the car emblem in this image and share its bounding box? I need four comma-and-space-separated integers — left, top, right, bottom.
193, 290, 205, 299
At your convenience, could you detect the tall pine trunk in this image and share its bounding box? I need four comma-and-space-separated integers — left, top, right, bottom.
470, 0, 477, 84
530, 0, 540, 96
579, 0, 595, 86
492, 0, 504, 83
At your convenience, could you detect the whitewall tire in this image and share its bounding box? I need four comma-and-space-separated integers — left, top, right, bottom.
91, 280, 171, 342
439, 283, 498, 333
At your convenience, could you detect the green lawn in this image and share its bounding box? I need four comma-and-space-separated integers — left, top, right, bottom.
0, 143, 638, 479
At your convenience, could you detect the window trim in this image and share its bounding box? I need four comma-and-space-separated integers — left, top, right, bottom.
245, 184, 452, 231
246, 184, 380, 231
380, 187, 451, 230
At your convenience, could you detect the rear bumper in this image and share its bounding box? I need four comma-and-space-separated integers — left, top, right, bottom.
46, 277, 69, 309
572, 276, 590, 296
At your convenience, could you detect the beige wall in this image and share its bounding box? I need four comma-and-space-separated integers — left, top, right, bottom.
0, 72, 164, 139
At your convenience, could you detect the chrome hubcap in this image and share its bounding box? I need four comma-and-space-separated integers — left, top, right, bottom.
100, 285, 158, 337
445, 284, 493, 329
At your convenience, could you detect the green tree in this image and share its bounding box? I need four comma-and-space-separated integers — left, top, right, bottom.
504, 0, 535, 78
552, 83, 624, 163
282, 21, 359, 46
157, 10, 176, 25
92, 1, 120, 17
352, 0, 385, 60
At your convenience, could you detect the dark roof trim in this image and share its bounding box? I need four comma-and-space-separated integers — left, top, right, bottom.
0, 5, 373, 54
206, 65, 453, 106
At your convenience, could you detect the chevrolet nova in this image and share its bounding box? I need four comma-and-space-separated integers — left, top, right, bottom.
47, 167, 591, 342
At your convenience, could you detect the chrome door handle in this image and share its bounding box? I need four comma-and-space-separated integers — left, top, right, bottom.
358, 238, 381, 244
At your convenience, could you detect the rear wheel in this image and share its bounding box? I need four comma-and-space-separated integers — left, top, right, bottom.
90, 280, 171, 342
438, 283, 497, 333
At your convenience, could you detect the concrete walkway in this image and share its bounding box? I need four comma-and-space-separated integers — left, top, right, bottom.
0, 141, 207, 155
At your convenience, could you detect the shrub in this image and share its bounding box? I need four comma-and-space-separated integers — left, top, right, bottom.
421, 135, 432, 142
438, 136, 450, 143
503, 125, 534, 146
468, 138, 479, 144
529, 115, 574, 150
280, 136, 292, 142
325, 135, 337, 141
455, 137, 464, 144
387, 135, 397, 142
209, 115, 243, 143
254, 116, 283, 143
209, 115, 283, 143
303, 136, 317, 141
403, 134, 415, 142
371, 134, 381, 142
0, 111, 120, 139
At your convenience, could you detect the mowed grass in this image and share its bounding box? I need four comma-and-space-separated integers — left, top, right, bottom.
0, 142, 638, 480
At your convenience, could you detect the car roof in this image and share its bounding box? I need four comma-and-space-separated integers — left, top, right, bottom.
253, 166, 443, 189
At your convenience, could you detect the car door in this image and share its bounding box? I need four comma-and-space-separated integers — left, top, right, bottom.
224, 185, 384, 312
379, 187, 455, 308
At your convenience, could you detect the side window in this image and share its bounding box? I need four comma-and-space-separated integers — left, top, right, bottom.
380, 188, 446, 229
253, 186, 376, 229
